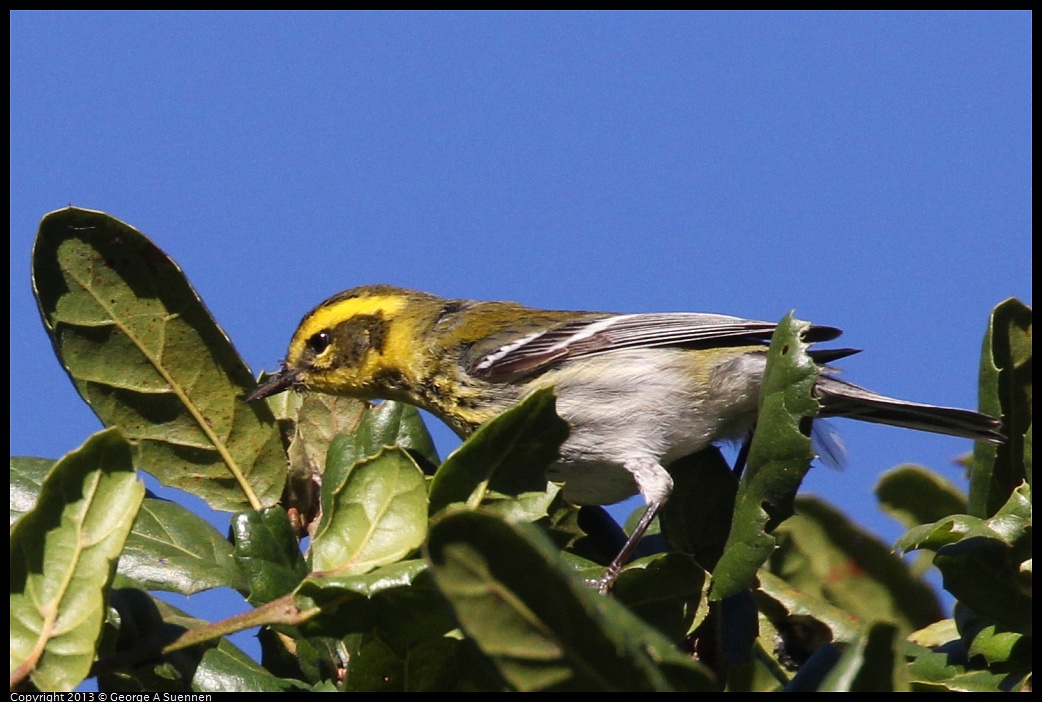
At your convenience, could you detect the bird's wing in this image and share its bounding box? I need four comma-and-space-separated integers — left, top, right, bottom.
469, 312, 843, 379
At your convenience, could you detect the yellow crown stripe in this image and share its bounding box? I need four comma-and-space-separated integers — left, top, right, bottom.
290, 294, 408, 358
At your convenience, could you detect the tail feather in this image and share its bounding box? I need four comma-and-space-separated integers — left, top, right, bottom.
815, 375, 1004, 444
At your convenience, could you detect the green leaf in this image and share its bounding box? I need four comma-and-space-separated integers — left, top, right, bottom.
393, 636, 503, 691
898, 484, 1031, 633
342, 622, 505, 692
295, 561, 437, 644
612, 553, 708, 642
258, 630, 347, 686
905, 641, 1014, 692
231, 507, 309, 605
907, 617, 959, 648
429, 387, 569, 513
934, 538, 1032, 633
814, 621, 909, 691
895, 515, 985, 553
312, 446, 428, 574
755, 570, 863, 646
282, 393, 368, 532
279, 399, 438, 540
325, 400, 440, 471
965, 621, 1029, 669
342, 633, 402, 691
313, 402, 438, 540
192, 638, 306, 692
98, 589, 204, 692
951, 603, 1031, 689
558, 505, 627, 568
119, 497, 247, 595
300, 559, 429, 602
31, 207, 285, 512
341, 630, 497, 692
365, 592, 484, 682
875, 465, 969, 576
711, 313, 820, 600
10, 456, 55, 528
769, 496, 941, 633
286, 393, 368, 478
363, 401, 440, 469
99, 591, 313, 692
753, 603, 836, 684
10, 428, 145, 691
894, 481, 1030, 553
875, 464, 968, 529
659, 447, 738, 572
477, 483, 563, 524
970, 298, 1031, 517
425, 510, 716, 691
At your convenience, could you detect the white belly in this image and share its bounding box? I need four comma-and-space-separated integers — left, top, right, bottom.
532, 347, 767, 505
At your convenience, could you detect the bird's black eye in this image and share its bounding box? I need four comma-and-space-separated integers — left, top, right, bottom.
307, 331, 331, 354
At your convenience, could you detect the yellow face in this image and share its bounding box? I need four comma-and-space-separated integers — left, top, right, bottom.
278, 287, 428, 399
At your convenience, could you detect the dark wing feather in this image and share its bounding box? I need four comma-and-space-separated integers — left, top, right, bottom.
471, 312, 843, 379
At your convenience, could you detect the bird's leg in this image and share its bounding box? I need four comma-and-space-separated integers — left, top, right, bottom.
595, 457, 674, 594
595, 500, 663, 594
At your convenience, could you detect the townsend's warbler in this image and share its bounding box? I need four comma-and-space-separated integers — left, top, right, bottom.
248, 285, 1003, 588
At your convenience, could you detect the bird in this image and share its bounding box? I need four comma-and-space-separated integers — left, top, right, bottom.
247, 285, 1003, 590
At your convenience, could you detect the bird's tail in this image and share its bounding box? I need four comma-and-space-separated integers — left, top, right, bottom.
815, 375, 1004, 443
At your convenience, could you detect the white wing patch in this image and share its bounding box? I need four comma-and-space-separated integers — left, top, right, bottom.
473, 330, 546, 372
471, 311, 842, 379
544, 314, 636, 352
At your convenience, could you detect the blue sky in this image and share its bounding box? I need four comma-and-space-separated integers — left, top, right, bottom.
10, 11, 1031, 665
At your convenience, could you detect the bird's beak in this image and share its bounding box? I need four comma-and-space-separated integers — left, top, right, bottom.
246, 366, 301, 402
